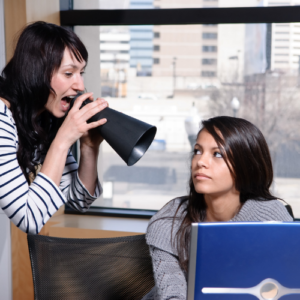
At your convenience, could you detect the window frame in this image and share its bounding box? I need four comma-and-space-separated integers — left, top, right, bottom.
60, 6, 300, 26
61, 5, 300, 219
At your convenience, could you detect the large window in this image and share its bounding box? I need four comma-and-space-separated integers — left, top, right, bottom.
66, 0, 300, 9
62, 1, 300, 219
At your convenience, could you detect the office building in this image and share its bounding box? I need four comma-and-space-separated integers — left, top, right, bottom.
151, 0, 263, 83
100, 27, 130, 97
152, 0, 218, 80
266, 0, 300, 73
129, 0, 154, 76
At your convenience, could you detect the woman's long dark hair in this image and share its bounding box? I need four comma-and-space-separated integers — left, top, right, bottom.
176, 116, 277, 272
0, 21, 88, 184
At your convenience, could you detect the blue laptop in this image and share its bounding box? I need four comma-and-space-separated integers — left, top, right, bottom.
187, 222, 300, 300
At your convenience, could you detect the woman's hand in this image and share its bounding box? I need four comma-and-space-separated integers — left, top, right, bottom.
76, 96, 109, 195
79, 97, 109, 151
54, 92, 108, 151
42, 92, 108, 189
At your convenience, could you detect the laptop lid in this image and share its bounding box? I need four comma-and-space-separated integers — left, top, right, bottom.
187, 222, 300, 300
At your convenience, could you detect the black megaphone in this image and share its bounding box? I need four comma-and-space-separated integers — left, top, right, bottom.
70, 93, 157, 166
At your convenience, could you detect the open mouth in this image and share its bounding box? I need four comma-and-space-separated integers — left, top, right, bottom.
61, 95, 75, 111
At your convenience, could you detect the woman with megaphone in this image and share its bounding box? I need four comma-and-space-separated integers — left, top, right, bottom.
0, 21, 108, 234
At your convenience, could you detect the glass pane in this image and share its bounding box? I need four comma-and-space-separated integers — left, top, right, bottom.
217, 0, 299, 8
75, 0, 300, 10
75, 21, 300, 218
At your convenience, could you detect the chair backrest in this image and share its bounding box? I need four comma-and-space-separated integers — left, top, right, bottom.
27, 234, 155, 300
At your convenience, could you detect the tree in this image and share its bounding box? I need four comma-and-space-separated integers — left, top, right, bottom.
208, 72, 300, 155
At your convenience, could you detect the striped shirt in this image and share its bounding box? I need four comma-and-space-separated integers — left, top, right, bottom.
0, 101, 102, 234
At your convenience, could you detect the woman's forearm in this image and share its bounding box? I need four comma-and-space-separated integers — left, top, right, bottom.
40, 139, 70, 186
77, 144, 99, 195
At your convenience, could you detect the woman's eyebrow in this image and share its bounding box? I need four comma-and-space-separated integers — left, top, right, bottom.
61, 64, 86, 70
61, 64, 78, 69
194, 143, 219, 150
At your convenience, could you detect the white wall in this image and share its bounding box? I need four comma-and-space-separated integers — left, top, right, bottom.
0, 214, 12, 300
0, 0, 12, 298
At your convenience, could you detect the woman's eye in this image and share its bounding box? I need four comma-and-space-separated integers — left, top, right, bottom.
80, 71, 85, 76
65, 72, 72, 77
193, 149, 201, 155
214, 151, 222, 158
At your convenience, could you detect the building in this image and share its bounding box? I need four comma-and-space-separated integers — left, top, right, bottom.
151, 0, 264, 85
217, 0, 267, 83
152, 0, 218, 83
266, 0, 300, 73
129, 0, 154, 76
100, 27, 130, 97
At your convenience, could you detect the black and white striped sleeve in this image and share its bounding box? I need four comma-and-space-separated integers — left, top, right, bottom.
0, 104, 102, 234
0, 107, 68, 234
58, 150, 102, 211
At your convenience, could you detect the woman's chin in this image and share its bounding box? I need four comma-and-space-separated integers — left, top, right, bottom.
194, 187, 220, 196
196, 190, 209, 195
51, 109, 66, 118
194, 182, 211, 195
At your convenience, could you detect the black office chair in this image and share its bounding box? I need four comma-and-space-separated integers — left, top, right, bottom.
27, 234, 155, 300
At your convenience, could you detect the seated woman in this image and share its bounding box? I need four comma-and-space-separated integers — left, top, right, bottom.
143, 116, 293, 300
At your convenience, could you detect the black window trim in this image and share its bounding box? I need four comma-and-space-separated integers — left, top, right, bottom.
65, 204, 157, 218
61, 6, 300, 26
61, 6, 300, 220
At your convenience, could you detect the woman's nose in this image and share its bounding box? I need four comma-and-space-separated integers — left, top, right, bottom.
197, 154, 209, 168
73, 75, 84, 91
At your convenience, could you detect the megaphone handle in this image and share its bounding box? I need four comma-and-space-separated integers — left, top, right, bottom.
81, 99, 93, 108
69, 95, 104, 123
79, 99, 107, 124
69, 92, 91, 111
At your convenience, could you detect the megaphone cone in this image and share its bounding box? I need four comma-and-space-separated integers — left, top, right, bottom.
70, 94, 157, 166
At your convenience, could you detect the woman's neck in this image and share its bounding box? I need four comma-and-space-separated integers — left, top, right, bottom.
204, 191, 241, 222
0, 97, 10, 108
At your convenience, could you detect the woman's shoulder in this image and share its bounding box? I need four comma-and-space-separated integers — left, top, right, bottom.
148, 196, 188, 226
233, 199, 293, 222
145, 196, 188, 255
0, 100, 18, 145
0, 99, 14, 121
